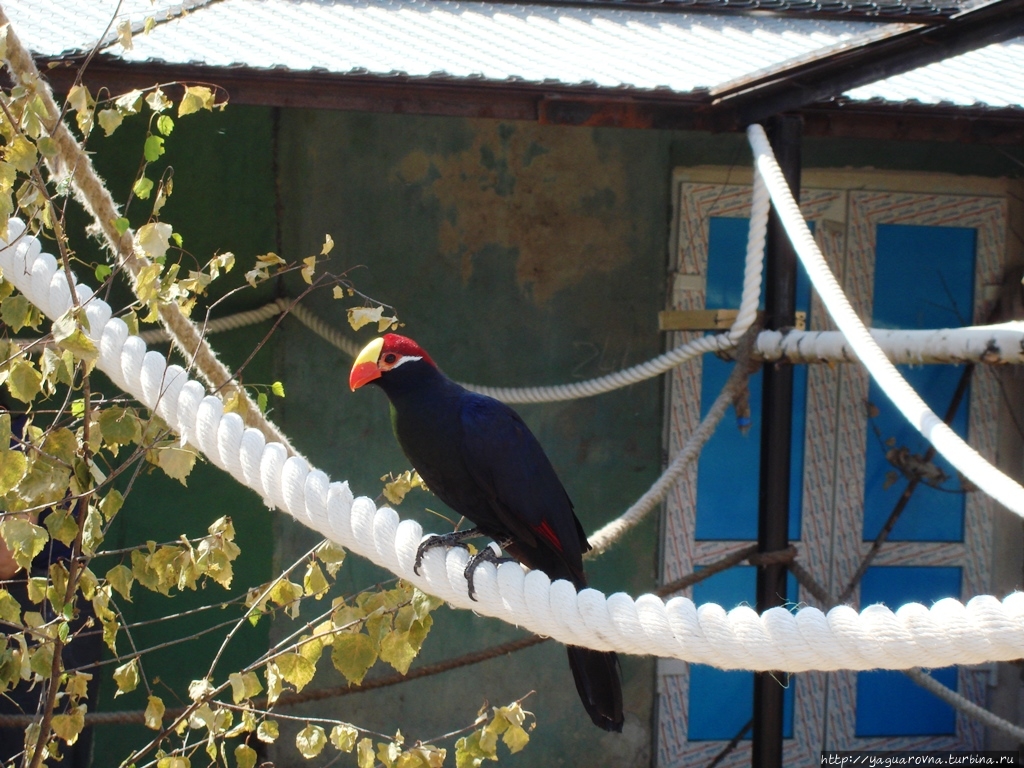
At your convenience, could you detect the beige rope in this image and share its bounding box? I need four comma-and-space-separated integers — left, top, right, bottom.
0, 10, 299, 456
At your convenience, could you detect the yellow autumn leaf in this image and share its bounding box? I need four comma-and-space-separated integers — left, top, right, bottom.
296, 724, 327, 759
115, 89, 143, 114
0, 451, 26, 495
106, 564, 134, 602
145, 88, 171, 113
256, 718, 279, 743
234, 744, 257, 768
0, 589, 20, 624
318, 541, 346, 577
357, 738, 375, 768
67, 84, 93, 114
51, 704, 86, 745
331, 632, 378, 685
275, 651, 316, 692
136, 222, 174, 259
65, 672, 91, 701
178, 85, 214, 116
347, 306, 384, 331
52, 309, 98, 365
115, 18, 133, 49
144, 695, 165, 730
0, 518, 47, 571
301, 255, 317, 284
228, 671, 263, 704
155, 445, 199, 485
112, 658, 139, 696
381, 470, 426, 506
5, 136, 36, 173
330, 723, 359, 752
7, 359, 41, 403
303, 561, 329, 599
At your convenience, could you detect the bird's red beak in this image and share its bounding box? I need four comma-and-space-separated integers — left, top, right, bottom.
349, 337, 384, 391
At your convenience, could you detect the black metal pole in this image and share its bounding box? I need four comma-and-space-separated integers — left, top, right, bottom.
752, 114, 802, 768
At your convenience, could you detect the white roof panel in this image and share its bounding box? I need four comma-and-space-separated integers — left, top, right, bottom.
7, 0, 895, 92
6, 1, 193, 56
6, 0, 1023, 110
845, 37, 1024, 107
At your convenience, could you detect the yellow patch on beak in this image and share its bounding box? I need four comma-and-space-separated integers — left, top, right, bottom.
349, 337, 385, 391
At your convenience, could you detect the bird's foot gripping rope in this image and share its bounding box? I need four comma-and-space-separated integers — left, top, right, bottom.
463, 541, 516, 601
413, 528, 480, 573
411, 527, 498, 588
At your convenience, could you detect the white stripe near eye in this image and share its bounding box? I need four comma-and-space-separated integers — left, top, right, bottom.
389, 355, 422, 369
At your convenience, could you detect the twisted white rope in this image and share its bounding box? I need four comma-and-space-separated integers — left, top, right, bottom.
137, 299, 289, 345
27, 300, 1024, 369
905, 668, 1024, 742
286, 299, 362, 359
748, 124, 1024, 520
587, 330, 756, 557
4, 217, 1024, 672
461, 172, 770, 403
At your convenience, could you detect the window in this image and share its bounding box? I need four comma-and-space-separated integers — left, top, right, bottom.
657, 169, 1010, 767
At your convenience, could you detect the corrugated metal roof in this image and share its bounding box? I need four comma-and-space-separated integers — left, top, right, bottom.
111, 0, 910, 93
8, 1, 197, 56
845, 36, 1024, 106
4, 0, 914, 93
7, 0, 1024, 110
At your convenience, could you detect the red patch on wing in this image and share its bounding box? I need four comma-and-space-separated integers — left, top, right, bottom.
382, 333, 436, 368
533, 520, 564, 552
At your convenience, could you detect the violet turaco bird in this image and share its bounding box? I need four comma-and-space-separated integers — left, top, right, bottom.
349, 333, 623, 732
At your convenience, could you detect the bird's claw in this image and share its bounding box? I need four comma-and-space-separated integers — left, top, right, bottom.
464, 540, 515, 601
413, 528, 481, 576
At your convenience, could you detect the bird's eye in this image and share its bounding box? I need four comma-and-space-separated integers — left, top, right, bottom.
383, 353, 397, 365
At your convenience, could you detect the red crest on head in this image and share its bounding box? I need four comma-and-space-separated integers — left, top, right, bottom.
381, 333, 436, 368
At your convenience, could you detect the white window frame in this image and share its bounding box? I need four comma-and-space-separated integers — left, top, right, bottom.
658, 167, 1021, 768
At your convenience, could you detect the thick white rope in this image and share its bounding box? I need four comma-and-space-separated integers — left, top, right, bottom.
0, 11, 300, 458
5, 218, 1024, 672
234, 299, 1024, 371
249, 300, 1024, 377
748, 124, 1024, 520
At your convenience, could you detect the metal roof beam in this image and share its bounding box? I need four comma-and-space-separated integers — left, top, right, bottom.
38, 41, 1024, 142
707, 0, 1024, 128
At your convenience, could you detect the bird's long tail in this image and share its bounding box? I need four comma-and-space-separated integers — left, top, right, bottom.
566, 645, 624, 732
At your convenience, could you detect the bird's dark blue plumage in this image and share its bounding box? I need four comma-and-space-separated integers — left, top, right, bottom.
350, 333, 624, 732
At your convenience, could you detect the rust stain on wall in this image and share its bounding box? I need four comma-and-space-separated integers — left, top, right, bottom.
393, 122, 635, 305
